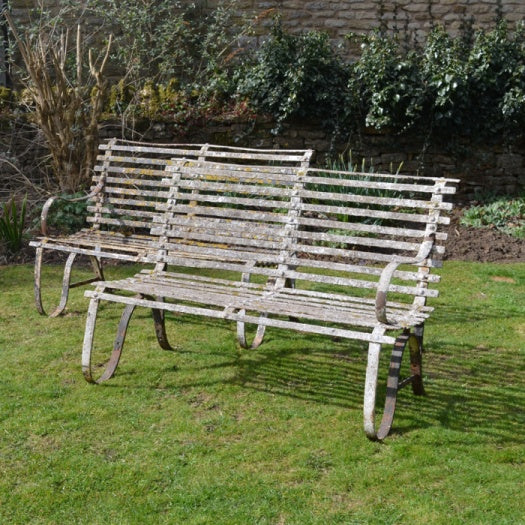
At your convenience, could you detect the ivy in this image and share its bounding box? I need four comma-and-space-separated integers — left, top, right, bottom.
347, 22, 525, 140
348, 31, 424, 131
235, 21, 349, 133
235, 20, 525, 143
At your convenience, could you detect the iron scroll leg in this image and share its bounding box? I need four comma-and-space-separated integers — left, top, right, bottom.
148, 263, 174, 350
236, 275, 298, 349
237, 314, 267, 349
34, 248, 77, 317
148, 296, 174, 351
236, 265, 267, 349
34, 249, 105, 317
82, 289, 137, 384
89, 255, 105, 282
409, 324, 426, 396
363, 328, 425, 440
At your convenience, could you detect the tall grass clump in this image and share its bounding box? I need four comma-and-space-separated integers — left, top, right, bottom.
0, 194, 27, 254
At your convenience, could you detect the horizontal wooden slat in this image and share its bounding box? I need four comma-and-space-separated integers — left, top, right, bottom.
86, 217, 152, 229
298, 188, 453, 210
87, 206, 159, 219
299, 202, 451, 225
304, 174, 456, 194
95, 172, 172, 185
106, 197, 169, 209
156, 190, 295, 209
162, 229, 287, 251
99, 142, 312, 163
293, 230, 421, 251
307, 167, 460, 184
102, 186, 172, 199
174, 179, 296, 197
287, 257, 441, 283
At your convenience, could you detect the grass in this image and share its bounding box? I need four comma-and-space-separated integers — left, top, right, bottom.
0, 261, 524, 524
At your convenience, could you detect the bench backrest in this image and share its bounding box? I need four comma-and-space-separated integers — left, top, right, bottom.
86, 138, 314, 238
286, 167, 457, 308
154, 161, 458, 308
152, 161, 305, 270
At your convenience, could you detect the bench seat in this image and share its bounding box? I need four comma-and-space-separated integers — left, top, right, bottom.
93, 269, 434, 337
34, 230, 156, 261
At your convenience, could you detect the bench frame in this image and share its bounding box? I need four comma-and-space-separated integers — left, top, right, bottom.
77, 159, 458, 440
30, 139, 313, 317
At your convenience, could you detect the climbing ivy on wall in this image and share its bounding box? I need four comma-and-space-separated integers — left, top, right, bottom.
234, 20, 525, 143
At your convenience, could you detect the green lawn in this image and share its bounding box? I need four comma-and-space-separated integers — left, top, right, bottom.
0, 262, 523, 524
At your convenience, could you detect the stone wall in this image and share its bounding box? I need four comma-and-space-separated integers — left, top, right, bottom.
9, 1, 525, 41
231, 0, 525, 48
6, 0, 523, 71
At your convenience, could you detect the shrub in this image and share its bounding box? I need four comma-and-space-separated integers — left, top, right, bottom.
348, 22, 525, 140
41, 193, 89, 234
347, 31, 424, 132
3, 6, 112, 192
94, 0, 258, 109
235, 20, 349, 133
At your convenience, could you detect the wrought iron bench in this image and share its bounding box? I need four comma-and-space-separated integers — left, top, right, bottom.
81, 160, 458, 440
30, 138, 313, 316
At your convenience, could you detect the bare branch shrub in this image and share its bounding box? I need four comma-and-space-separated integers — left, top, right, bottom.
3, 7, 112, 192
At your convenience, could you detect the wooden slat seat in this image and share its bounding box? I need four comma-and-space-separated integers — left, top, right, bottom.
30, 139, 313, 317
80, 159, 459, 440
94, 269, 434, 339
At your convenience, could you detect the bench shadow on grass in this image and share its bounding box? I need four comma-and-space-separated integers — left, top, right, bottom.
105, 304, 523, 444
172, 301, 522, 443
225, 332, 521, 443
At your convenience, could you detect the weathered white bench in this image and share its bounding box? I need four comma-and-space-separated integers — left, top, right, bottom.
30, 138, 313, 317
81, 160, 458, 440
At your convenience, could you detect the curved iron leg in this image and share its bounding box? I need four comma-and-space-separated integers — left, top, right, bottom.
34, 248, 77, 317
364, 329, 424, 440
236, 267, 268, 349
285, 278, 299, 323
237, 314, 267, 349
140, 294, 173, 351
151, 306, 173, 351
363, 337, 382, 440
375, 332, 410, 440
89, 255, 105, 281
410, 324, 425, 396
82, 291, 136, 384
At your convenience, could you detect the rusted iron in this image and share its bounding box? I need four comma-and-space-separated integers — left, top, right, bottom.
149, 296, 173, 351
78, 159, 458, 439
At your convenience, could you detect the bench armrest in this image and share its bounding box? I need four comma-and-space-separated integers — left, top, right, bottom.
375, 233, 435, 325
40, 182, 104, 236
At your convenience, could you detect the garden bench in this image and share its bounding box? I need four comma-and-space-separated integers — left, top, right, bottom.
30, 138, 313, 317
81, 159, 458, 440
